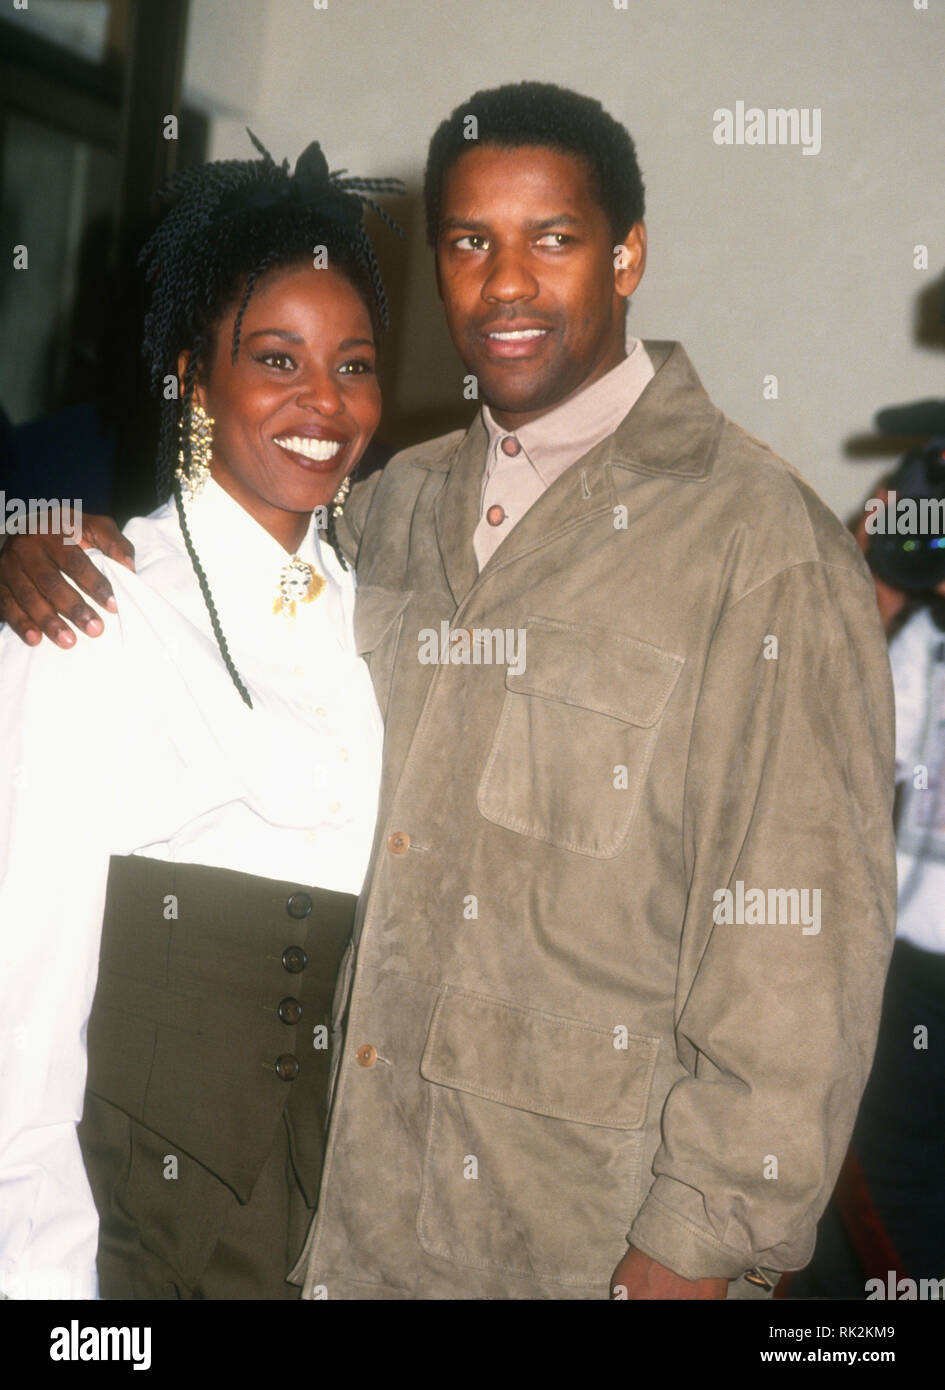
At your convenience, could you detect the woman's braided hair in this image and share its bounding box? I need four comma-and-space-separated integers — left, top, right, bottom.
138, 132, 403, 708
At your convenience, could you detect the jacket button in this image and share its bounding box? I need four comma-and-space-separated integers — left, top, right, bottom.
286, 891, 312, 919
282, 945, 308, 974
278, 997, 303, 1025
387, 831, 410, 854
356, 1044, 378, 1068
275, 1054, 300, 1081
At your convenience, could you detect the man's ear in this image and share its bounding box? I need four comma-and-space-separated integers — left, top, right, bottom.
613, 222, 647, 301
176, 350, 207, 409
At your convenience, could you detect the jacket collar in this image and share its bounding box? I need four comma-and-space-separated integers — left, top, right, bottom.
430, 340, 723, 603
608, 340, 724, 479
433, 412, 489, 604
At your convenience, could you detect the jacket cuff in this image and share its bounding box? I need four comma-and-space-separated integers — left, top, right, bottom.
627, 1178, 753, 1281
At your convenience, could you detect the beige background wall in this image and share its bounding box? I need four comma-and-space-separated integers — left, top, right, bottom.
183, 0, 945, 521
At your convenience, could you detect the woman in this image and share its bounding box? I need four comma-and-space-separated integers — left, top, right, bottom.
0, 136, 402, 1299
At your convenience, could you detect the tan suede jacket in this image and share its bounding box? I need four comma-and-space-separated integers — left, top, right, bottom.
292, 341, 897, 1300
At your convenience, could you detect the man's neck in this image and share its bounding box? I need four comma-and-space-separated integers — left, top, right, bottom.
486, 347, 630, 432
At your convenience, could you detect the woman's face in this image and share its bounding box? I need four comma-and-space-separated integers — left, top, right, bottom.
184, 261, 381, 551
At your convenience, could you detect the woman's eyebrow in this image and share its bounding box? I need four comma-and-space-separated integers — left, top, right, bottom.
245, 328, 305, 343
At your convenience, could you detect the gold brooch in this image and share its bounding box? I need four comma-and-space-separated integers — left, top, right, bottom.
274, 557, 325, 619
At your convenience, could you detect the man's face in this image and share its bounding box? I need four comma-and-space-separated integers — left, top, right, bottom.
435, 144, 646, 430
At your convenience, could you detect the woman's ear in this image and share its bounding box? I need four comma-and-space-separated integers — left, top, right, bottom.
176, 350, 207, 409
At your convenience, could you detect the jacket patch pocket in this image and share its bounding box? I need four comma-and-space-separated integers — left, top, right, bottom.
477, 617, 684, 857
417, 986, 659, 1287
353, 585, 411, 718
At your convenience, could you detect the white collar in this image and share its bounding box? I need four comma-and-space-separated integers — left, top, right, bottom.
176, 477, 350, 649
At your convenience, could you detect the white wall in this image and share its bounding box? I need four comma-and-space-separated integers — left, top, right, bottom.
183, 0, 945, 520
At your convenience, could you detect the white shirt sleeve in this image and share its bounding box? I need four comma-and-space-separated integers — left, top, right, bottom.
0, 603, 129, 1299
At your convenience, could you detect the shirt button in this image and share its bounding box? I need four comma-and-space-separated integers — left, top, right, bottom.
286, 892, 312, 919
282, 945, 308, 974
305, 830, 318, 845
275, 1053, 300, 1081
387, 831, 410, 855
356, 1044, 378, 1068
486, 504, 506, 527
278, 997, 303, 1025
316, 707, 327, 718
339, 748, 349, 761
330, 801, 341, 814
501, 436, 521, 456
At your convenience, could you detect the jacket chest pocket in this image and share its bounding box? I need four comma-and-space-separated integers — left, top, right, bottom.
417, 986, 660, 1287
353, 584, 412, 718
477, 617, 684, 858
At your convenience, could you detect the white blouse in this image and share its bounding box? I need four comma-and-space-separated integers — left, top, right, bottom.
0, 478, 383, 1299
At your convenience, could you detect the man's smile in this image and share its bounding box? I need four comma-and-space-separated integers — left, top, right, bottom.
478, 320, 554, 360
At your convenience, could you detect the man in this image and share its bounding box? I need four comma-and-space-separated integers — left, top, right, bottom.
0, 83, 897, 1300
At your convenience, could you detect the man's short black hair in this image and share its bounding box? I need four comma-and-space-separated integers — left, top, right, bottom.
423, 81, 645, 247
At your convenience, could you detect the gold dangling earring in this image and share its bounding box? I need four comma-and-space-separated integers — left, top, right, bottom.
176, 401, 214, 500
331, 473, 351, 518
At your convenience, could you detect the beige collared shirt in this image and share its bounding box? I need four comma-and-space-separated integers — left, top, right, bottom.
474, 337, 655, 569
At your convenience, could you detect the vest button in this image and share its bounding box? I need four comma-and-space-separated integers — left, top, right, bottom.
278, 997, 303, 1025
282, 945, 308, 974
275, 1054, 300, 1081
286, 891, 312, 919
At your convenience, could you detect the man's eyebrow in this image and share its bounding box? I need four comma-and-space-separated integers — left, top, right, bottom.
525, 213, 584, 231
439, 213, 585, 234
245, 328, 305, 343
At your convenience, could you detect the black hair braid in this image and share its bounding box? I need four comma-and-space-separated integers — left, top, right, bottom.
325, 503, 349, 572
232, 248, 283, 363
155, 404, 176, 502
353, 222, 391, 335
173, 479, 254, 710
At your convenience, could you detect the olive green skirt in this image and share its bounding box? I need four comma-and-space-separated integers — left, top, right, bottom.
77, 855, 355, 1299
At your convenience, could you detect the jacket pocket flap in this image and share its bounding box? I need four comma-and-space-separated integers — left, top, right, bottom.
420, 986, 658, 1129
507, 617, 683, 727
353, 585, 411, 655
